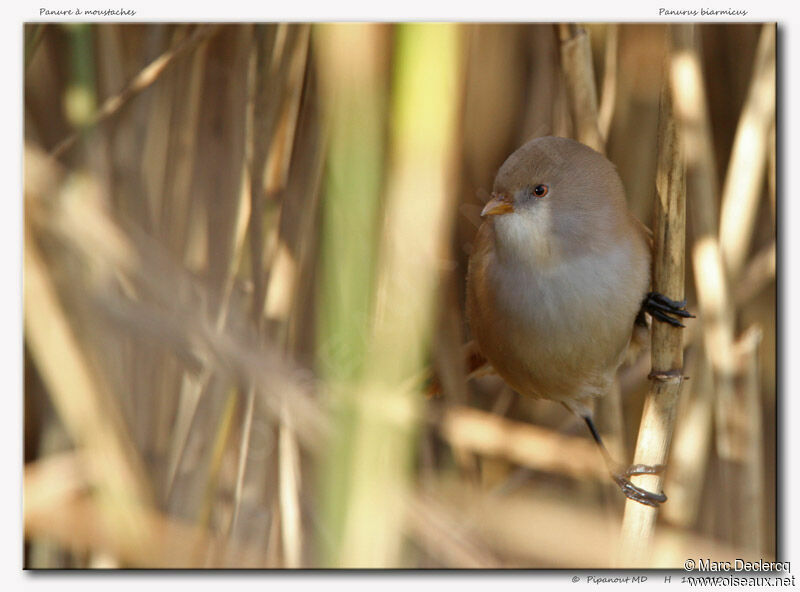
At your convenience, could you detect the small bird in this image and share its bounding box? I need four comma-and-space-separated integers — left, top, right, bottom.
466, 136, 692, 506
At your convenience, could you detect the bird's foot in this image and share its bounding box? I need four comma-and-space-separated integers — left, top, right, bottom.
641, 291, 695, 328
611, 463, 667, 507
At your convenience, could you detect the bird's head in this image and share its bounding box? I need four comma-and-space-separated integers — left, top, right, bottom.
481, 136, 629, 264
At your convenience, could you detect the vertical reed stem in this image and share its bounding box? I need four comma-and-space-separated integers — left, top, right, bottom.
557, 24, 604, 152
619, 52, 687, 567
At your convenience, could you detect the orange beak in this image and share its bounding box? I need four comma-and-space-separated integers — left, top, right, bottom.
481, 192, 514, 217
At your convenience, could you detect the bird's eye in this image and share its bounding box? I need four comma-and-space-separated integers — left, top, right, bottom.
533, 184, 549, 197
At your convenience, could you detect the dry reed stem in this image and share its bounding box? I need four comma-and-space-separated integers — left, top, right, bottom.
597, 24, 619, 142
670, 25, 719, 233
645, 28, 717, 534
557, 24, 604, 152
164, 26, 253, 511
227, 383, 256, 539
265, 28, 310, 565
719, 24, 776, 279
51, 25, 220, 159
731, 325, 766, 553
27, 139, 330, 566
243, 24, 274, 329
149, 29, 207, 260
25, 234, 154, 551
25, 154, 156, 550
677, 78, 737, 556
521, 25, 559, 139
620, 60, 687, 567
440, 406, 609, 481
227, 23, 310, 548
278, 408, 303, 567
247, 24, 301, 330
26, 145, 327, 449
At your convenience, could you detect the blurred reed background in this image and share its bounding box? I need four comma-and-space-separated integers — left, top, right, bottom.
23, 22, 776, 568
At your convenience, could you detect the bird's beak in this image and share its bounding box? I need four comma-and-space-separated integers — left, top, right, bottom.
481, 192, 514, 217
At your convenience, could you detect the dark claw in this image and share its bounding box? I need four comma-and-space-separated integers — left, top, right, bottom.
650, 309, 686, 328
648, 292, 687, 309
645, 299, 694, 318
612, 468, 668, 507
641, 291, 695, 328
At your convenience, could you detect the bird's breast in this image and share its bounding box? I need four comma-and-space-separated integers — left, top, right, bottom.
468, 238, 648, 402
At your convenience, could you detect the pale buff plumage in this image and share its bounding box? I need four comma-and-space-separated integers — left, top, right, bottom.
467, 136, 651, 417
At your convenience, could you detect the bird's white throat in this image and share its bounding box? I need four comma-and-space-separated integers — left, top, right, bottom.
492, 205, 557, 268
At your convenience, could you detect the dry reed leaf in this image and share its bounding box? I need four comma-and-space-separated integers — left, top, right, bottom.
440, 406, 607, 481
